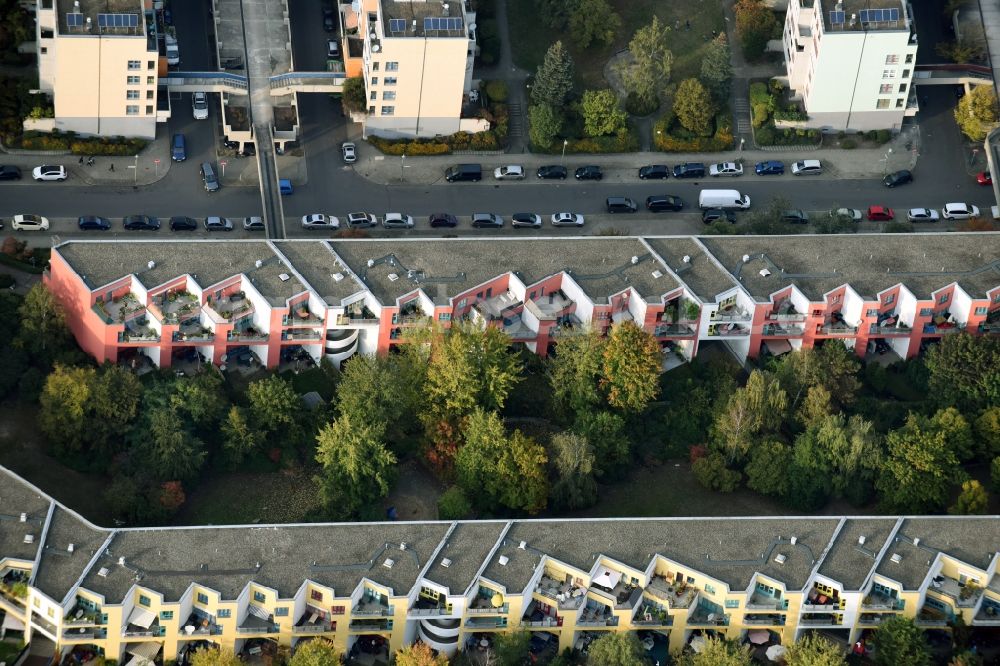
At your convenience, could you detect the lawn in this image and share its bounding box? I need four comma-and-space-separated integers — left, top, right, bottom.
507, 0, 725, 89
173, 469, 323, 525
0, 641, 25, 665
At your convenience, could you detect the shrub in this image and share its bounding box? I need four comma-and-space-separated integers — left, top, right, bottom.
692, 453, 741, 492
0, 274, 13, 289
841, 138, 857, 149
865, 129, 878, 141
754, 125, 775, 145
477, 19, 500, 64
653, 112, 734, 152
625, 91, 659, 117
749, 82, 773, 127
438, 486, 472, 520
876, 129, 892, 143
484, 80, 509, 103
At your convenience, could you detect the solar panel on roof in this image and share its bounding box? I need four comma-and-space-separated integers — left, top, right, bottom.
66, 12, 84, 27
423, 16, 461, 31
829, 10, 845, 24
859, 8, 899, 23
98, 13, 139, 28
388, 18, 406, 33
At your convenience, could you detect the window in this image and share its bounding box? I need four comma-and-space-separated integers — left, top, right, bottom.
884, 293, 895, 305
128, 60, 141, 70
371, 77, 378, 85
686, 576, 695, 584
896, 98, 904, 108
902, 69, 910, 78
386, 61, 399, 71
885, 54, 899, 64
197, 593, 209, 605
995, 294, 1000, 303
898, 83, 907, 93
438, 312, 451, 321
383, 91, 396, 100
127, 75, 140, 84
876, 99, 890, 109
457, 298, 467, 309
40, 47, 47, 54
704, 584, 716, 594
905, 53, 913, 63
939, 294, 949, 304
385, 76, 397, 85
370, 91, 377, 101
725, 600, 740, 608
331, 606, 345, 615
146, 76, 155, 85
368, 105, 375, 114
882, 69, 895, 78
217, 609, 231, 618
253, 591, 265, 603
147, 60, 155, 70
146, 90, 154, 100
975, 307, 988, 315
160, 611, 174, 620
867, 309, 878, 317
138, 595, 151, 607
275, 607, 288, 617
127, 90, 140, 100
879, 84, 893, 94
381, 106, 395, 115
830, 295, 841, 304
919, 308, 933, 317
145, 105, 153, 115
371, 61, 379, 71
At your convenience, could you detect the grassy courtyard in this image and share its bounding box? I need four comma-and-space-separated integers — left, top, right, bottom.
507, 0, 725, 88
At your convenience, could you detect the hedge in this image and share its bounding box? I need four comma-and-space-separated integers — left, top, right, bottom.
653, 112, 734, 152
754, 124, 821, 147
9, 131, 148, 155
534, 127, 640, 154
367, 129, 504, 155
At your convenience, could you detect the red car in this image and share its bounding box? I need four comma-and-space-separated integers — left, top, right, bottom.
866, 206, 894, 221
977, 171, 992, 185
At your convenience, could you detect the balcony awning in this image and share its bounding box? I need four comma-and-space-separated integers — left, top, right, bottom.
126, 641, 161, 661
2, 613, 24, 631
248, 604, 271, 621
591, 566, 622, 590
765, 339, 793, 356
127, 607, 156, 629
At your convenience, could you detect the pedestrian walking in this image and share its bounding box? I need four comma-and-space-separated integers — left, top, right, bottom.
87, 156, 95, 166
78, 156, 84, 165
109, 163, 115, 172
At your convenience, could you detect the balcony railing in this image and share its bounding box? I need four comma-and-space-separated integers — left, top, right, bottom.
283, 311, 324, 326
227, 330, 269, 342
709, 325, 749, 337
762, 324, 804, 336
292, 622, 333, 634
91, 303, 114, 324
408, 607, 450, 617
819, 325, 858, 335
123, 629, 159, 637
869, 324, 911, 336
654, 324, 696, 336
798, 615, 841, 626
465, 616, 508, 629
336, 314, 380, 326
467, 604, 509, 615
576, 617, 618, 628
118, 330, 160, 343
743, 614, 785, 626
350, 607, 394, 618
520, 617, 561, 628
281, 330, 322, 341
173, 330, 215, 342
710, 308, 751, 322
64, 627, 105, 639
236, 624, 280, 634
922, 324, 965, 335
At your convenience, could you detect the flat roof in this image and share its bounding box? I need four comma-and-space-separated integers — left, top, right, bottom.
817, 518, 897, 590
820, 0, 909, 33
423, 522, 506, 594
0, 469, 51, 565
644, 237, 737, 301
699, 234, 1000, 301
33, 507, 109, 602
272, 241, 368, 305
874, 517, 998, 590
58, 0, 145, 36
380, 0, 466, 38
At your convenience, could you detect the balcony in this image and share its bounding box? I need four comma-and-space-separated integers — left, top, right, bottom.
409, 596, 451, 617
916, 605, 951, 627
152, 291, 200, 324
65, 602, 104, 627
762, 323, 804, 336
207, 293, 254, 322
173, 320, 215, 342
743, 613, 785, 626
858, 613, 889, 626
645, 576, 696, 609
465, 616, 508, 629
526, 290, 574, 321
577, 601, 617, 628
930, 575, 983, 608
469, 588, 509, 615
63, 626, 106, 640
798, 613, 841, 626
768, 301, 805, 321
708, 322, 749, 337
395, 301, 431, 326
533, 574, 586, 611
979, 310, 1000, 334
746, 591, 784, 611
922, 322, 965, 335
293, 609, 334, 634
118, 317, 159, 343
654, 323, 696, 337
548, 314, 585, 338
710, 304, 751, 322
99, 293, 145, 324
351, 598, 393, 617
819, 323, 858, 335
281, 329, 322, 341
181, 612, 221, 636
688, 605, 729, 627
662, 299, 701, 326
869, 323, 911, 336
632, 602, 672, 627
123, 618, 161, 638
336, 305, 379, 326
862, 591, 904, 611
237, 615, 279, 635
283, 306, 323, 327
348, 618, 393, 632
974, 599, 1000, 625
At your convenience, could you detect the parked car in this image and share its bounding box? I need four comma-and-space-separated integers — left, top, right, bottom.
301, 214, 340, 230
471, 212, 503, 228
205, 216, 234, 232
322, 7, 335, 31
646, 195, 684, 212
191, 92, 209, 120
165, 36, 180, 66
0, 165, 22, 180
169, 216, 199, 231
781, 209, 809, 224
77, 215, 112, 231
171, 133, 186, 162
710, 162, 743, 177
702, 208, 736, 224
866, 206, 895, 221
200, 161, 219, 192
907, 208, 940, 222
244, 217, 265, 231
791, 159, 823, 176
977, 171, 992, 186
382, 213, 415, 229
536, 165, 567, 180
429, 213, 458, 228
754, 160, 784, 175
829, 208, 862, 222
882, 169, 912, 188
941, 202, 980, 220
11, 214, 49, 231
551, 212, 584, 227
494, 165, 525, 180
326, 39, 340, 59
444, 164, 482, 182
574, 165, 603, 181
511, 213, 542, 229
606, 196, 638, 213
32, 165, 67, 181
341, 142, 356, 163
638, 165, 670, 180
346, 212, 378, 228
122, 215, 160, 230
672, 162, 705, 179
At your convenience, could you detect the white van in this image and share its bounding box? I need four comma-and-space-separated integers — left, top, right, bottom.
699, 189, 751, 209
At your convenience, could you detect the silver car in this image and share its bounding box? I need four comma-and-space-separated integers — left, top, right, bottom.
382, 213, 414, 229
205, 216, 234, 232
907, 208, 940, 222
342, 142, 356, 163
346, 212, 378, 228
551, 212, 584, 227
511, 213, 542, 229
301, 214, 340, 230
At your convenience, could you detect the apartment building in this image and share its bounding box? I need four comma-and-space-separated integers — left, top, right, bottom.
1, 465, 998, 664
33, 0, 163, 139
339, 0, 487, 137
783, 0, 918, 131
42, 235, 1000, 373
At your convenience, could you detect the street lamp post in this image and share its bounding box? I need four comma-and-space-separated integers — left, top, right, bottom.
400, 154, 405, 182
561, 139, 568, 161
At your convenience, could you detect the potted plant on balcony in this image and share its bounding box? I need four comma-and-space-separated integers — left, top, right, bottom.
664, 304, 678, 324
684, 301, 701, 321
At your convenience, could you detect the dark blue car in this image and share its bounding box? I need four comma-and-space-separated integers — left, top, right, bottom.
171, 133, 186, 162
755, 160, 784, 175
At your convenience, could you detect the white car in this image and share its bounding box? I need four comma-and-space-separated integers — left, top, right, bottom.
341, 142, 356, 163
551, 212, 584, 227
192, 92, 209, 120
382, 213, 414, 229
11, 214, 49, 231
32, 165, 67, 181
830, 208, 862, 222
710, 162, 743, 177
493, 165, 525, 180
791, 159, 823, 175
907, 208, 940, 223
941, 203, 980, 220
301, 213, 340, 230
165, 34, 180, 66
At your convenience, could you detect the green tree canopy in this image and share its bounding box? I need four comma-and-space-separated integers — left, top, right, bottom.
572, 409, 631, 478
532, 40, 575, 107
493, 630, 531, 666
601, 321, 661, 412
143, 406, 207, 481
745, 438, 793, 498
336, 351, 425, 445
792, 413, 882, 498
395, 642, 449, 666
170, 371, 227, 430
247, 375, 302, 434
673, 78, 714, 135
701, 33, 733, 103
712, 370, 787, 462
585, 631, 647, 665
581, 88, 627, 137
735, 0, 779, 60
315, 415, 397, 519
288, 638, 342, 666
877, 411, 965, 513
549, 431, 597, 510
190, 647, 244, 666
528, 103, 563, 149
693, 452, 742, 492
38, 364, 94, 456
618, 16, 674, 111
677, 636, 752, 666
538, 0, 580, 31
18, 283, 71, 364
221, 406, 261, 465
975, 406, 1000, 456
925, 333, 1000, 412
785, 632, 847, 666
950, 479, 989, 515
778, 342, 862, 411
548, 328, 606, 418
341, 76, 367, 114
569, 0, 622, 49
872, 615, 931, 666
954, 84, 999, 141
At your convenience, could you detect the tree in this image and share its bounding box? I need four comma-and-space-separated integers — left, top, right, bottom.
569, 0, 622, 49
549, 431, 597, 510
735, 0, 779, 61
792, 414, 882, 498
38, 364, 95, 456
17, 283, 70, 363
170, 371, 227, 430
221, 406, 261, 464
585, 632, 646, 665
455, 409, 548, 513
693, 452, 742, 492
437, 485, 472, 520
617, 16, 674, 112
745, 439, 793, 498
532, 41, 575, 107
395, 642, 448, 666
949, 653, 984, 666
955, 84, 999, 141
712, 370, 787, 462
315, 415, 397, 519
950, 479, 989, 515
701, 33, 733, 103
247, 375, 302, 437
673, 78, 714, 135
929, 407, 975, 461
581, 88, 627, 137
797, 384, 834, 429
976, 406, 1000, 456
601, 321, 661, 412
872, 615, 931, 666
89, 364, 142, 448
190, 647, 244, 666
936, 38, 985, 64
336, 352, 425, 444
528, 103, 563, 149
493, 631, 531, 666
572, 410, 630, 478
548, 329, 605, 418
784, 633, 847, 666
677, 636, 752, 666
539, 0, 580, 31
877, 412, 964, 513
288, 639, 342, 666
341, 76, 367, 114
925, 333, 1000, 411
144, 407, 207, 481
779, 342, 862, 411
